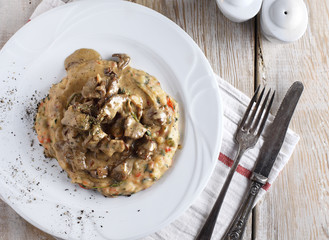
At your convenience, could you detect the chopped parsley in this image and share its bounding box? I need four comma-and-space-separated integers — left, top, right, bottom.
144, 164, 153, 173
110, 181, 122, 187
144, 76, 150, 85
118, 88, 126, 94
145, 130, 151, 136
131, 112, 139, 122
160, 149, 165, 156
166, 138, 175, 147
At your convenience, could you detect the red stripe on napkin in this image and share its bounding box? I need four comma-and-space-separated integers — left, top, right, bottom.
218, 153, 271, 191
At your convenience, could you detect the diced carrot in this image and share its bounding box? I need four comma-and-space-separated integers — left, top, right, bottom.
167, 96, 174, 111
135, 172, 141, 177
38, 135, 44, 144
78, 184, 88, 189
165, 147, 171, 153
82, 180, 89, 186
109, 188, 119, 195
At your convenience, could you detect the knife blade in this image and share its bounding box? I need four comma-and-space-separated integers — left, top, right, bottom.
253, 81, 304, 178
222, 81, 303, 240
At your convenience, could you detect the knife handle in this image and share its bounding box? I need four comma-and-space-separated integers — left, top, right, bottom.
221, 173, 267, 240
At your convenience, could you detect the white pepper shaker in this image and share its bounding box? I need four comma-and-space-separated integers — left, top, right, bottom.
260, 0, 308, 43
216, 0, 263, 23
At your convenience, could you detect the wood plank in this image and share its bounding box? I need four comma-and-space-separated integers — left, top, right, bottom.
254, 0, 329, 239
0, 0, 255, 239
0, 202, 52, 240
0, 0, 42, 47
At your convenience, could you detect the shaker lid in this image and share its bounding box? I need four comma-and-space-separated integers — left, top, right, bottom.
216, 0, 263, 23
261, 0, 308, 43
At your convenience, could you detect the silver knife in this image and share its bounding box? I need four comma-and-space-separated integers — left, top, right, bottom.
221, 81, 304, 240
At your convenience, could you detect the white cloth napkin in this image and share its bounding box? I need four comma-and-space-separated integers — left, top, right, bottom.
28, 1, 300, 239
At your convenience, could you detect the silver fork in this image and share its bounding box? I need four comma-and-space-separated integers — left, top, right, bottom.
196, 86, 275, 240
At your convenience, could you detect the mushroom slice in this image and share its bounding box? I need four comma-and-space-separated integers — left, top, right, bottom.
84, 124, 107, 150
62, 147, 87, 172
142, 106, 167, 126
62, 127, 83, 148
107, 77, 119, 97
128, 95, 143, 119
100, 139, 126, 157
124, 116, 147, 139
76, 101, 95, 116
90, 166, 109, 179
71, 150, 87, 171
110, 160, 133, 182
99, 95, 128, 122
136, 140, 157, 160
112, 53, 130, 69
95, 81, 107, 98
91, 124, 107, 140
109, 115, 125, 138
81, 77, 100, 99
61, 105, 91, 131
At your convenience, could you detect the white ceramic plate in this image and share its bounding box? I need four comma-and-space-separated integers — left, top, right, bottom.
0, 1, 222, 239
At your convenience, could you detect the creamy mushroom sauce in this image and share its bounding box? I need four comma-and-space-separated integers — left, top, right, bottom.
35, 49, 179, 196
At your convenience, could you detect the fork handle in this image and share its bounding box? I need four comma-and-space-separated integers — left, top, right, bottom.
196, 148, 246, 240
221, 173, 268, 240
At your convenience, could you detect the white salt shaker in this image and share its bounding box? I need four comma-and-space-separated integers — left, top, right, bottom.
215, 0, 263, 23
260, 0, 308, 43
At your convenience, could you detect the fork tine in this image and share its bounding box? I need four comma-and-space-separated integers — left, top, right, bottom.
244, 87, 265, 129
250, 89, 271, 133
239, 85, 260, 128
256, 90, 275, 137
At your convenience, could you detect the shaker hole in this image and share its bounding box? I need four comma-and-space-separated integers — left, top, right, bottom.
284, 11, 288, 15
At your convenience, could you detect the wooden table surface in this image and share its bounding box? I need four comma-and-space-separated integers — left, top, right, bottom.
0, 0, 328, 239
